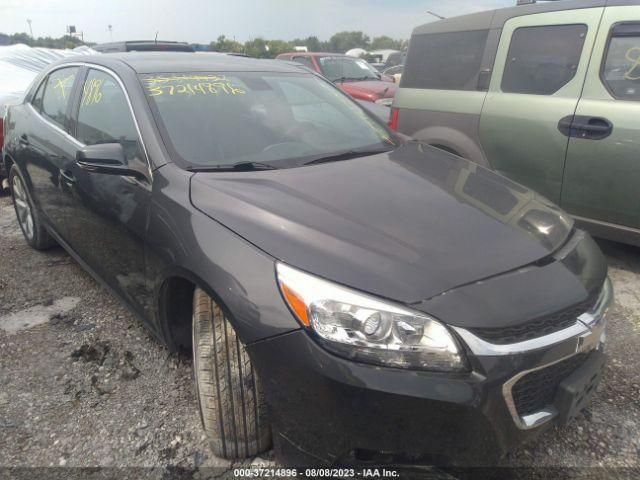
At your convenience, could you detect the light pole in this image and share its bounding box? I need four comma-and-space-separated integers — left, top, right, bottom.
27, 19, 33, 38
108, 24, 113, 41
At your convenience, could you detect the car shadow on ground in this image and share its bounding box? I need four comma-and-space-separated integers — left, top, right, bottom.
597, 238, 640, 275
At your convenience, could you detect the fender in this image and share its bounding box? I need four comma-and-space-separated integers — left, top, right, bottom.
146, 163, 301, 348
412, 124, 491, 168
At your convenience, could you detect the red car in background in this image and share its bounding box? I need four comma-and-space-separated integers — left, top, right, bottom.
276, 52, 397, 105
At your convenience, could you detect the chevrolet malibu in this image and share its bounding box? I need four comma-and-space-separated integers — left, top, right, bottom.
2, 53, 611, 467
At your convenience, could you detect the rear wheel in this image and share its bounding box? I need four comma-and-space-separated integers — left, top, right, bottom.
192, 287, 271, 459
9, 166, 56, 250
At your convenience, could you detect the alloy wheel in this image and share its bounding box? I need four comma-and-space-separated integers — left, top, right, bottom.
12, 174, 34, 241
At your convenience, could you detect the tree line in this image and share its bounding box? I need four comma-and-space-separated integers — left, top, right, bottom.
0, 32, 87, 50
1, 31, 407, 58
212, 32, 407, 58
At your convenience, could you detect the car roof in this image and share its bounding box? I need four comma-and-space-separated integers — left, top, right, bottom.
412, 0, 636, 35
55, 52, 305, 74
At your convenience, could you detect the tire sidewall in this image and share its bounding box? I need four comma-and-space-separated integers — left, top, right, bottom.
9, 165, 37, 247
192, 287, 271, 459
9, 164, 54, 250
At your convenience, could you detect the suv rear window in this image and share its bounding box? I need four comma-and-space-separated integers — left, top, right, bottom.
402, 30, 489, 91
501, 24, 587, 95
602, 22, 640, 101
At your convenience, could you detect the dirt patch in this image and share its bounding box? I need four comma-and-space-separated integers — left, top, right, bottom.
0, 297, 80, 334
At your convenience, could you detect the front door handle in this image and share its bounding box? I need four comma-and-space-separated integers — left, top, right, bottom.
558, 115, 613, 140
19, 134, 30, 146
59, 169, 76, 185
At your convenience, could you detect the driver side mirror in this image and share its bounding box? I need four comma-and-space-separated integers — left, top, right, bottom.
76, 143, 144, 179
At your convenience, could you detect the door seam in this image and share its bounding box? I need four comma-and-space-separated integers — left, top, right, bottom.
558, 7, 607, 206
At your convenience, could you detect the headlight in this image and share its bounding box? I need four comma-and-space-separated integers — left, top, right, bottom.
374, 97, 393, 106
276, 263, 467, 372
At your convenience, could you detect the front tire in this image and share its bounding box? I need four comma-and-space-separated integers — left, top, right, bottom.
9, 165, 56, 250
192, 287, 271, 459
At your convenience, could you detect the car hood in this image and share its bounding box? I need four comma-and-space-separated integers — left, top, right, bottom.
190, 143, 573, 305
337, 80, 397, 98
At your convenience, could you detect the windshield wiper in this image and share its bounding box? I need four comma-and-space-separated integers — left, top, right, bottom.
303, 148, 391, 166
338, 76, 375, 82
187, 161, 279, 172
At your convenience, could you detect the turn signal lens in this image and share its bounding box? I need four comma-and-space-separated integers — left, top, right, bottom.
276, 262, 467, 372
279, 282, 310, 327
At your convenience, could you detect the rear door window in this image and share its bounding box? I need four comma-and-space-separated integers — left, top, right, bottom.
402, 30, 489, 90
601, 22, 640, 101
501, 24, 587, 95
41, 67, 79, 130
31, 78, 46, 112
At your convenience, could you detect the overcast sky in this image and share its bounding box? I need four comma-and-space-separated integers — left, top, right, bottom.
0, 0, 514, 44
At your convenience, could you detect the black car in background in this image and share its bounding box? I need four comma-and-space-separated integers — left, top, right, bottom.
93, 40, 194, 53
2, 53, 611, 467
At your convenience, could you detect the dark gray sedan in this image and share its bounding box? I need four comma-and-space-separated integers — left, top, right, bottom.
2, 53, 611, 467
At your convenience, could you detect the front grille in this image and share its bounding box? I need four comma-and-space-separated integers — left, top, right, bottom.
470, 293, 598, 344
512, 353, 588, 416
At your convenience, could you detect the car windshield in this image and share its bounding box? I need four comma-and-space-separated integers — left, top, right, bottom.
316, 56, 380, 82
140, 71, 396, 169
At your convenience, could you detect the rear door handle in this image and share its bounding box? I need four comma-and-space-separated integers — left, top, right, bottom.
19, 134, 30, 146
558, 115, 613, 140
573, 116, 613, 140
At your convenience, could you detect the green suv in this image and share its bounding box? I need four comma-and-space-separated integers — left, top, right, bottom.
393, 0, 640, 245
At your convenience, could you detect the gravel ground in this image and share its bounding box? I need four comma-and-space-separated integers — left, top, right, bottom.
0, 191, 638, 479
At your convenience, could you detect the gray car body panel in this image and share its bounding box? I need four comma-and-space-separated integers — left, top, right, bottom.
144, 164, 301, 345
190, 143, 575, 306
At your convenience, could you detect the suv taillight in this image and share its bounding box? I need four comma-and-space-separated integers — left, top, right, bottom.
389, 107, 399, 131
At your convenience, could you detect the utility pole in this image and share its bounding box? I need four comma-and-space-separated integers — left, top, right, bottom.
108, 24, 113, 41
426, 10, 446, 20
27, 19, 33, 38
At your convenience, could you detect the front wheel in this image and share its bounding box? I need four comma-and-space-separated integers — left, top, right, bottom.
192, 287, 271, 459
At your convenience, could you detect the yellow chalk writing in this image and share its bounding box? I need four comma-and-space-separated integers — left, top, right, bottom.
52, 74, 74, 100
143, 75, 246, 97
81, 78, 104, 106
624, 46, 640, 81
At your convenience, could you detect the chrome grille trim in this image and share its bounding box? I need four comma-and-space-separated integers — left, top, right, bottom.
453, 278, 612, 356
454, 278, 612, 430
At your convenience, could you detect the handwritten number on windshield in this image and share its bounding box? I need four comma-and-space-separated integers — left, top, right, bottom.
624, 46, 640, 81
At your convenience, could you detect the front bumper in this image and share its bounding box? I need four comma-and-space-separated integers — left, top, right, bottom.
249, 278, 611, 467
